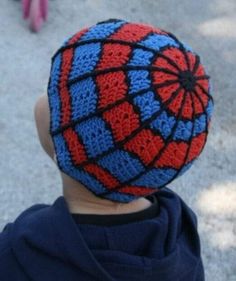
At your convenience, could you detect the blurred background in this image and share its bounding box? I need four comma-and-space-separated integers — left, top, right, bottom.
0, 0, 235, 280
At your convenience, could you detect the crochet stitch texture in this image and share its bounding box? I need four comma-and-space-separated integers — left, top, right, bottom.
47, 19, 214, 203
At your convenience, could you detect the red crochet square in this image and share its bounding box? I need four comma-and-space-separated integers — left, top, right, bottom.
68, 27, 89, 44
118, 185, 155, 196
153, 56, 178, 73
59, 48, 73, 126
195, 83, 209, 107
110, 23, 153, 42
102, 101, 140, 142
83, 163, 120, 189
192, 93, 204, 114
124, 129, 164, 165
157, 83, 180, 102
195, 62, 205, 77
167, 89, 185, 115
96, 71, 127, 109
187, 51, 197, 72
162, 48, 188, 72
181, 93, 193, 119
63, 128, 88, 165
187, 132, 206, 163
152, 71, 177, 85
96, 43, 131, 70
155, 141, 188, 169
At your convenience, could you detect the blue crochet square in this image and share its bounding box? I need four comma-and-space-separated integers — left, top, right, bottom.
70, 77, 97, 121
139, 34, 179, 51
173, 120, 193, 141
128, 70, 151, 94
182, 42, 193, 52
193, 114, 207, 137
206, 99, 213, 121
128, 49, 154, 66
53, 133, 72, 174
74, 169, 108, 194
69, 43, 101, 80
48, 53, 62, 132
80, 21, 125, 40
150, 111, 176, 139
133, 91, 160, 121
98, 150, 145, 182
75, 117, 114, 158
178, 161, 193, 176
102, 190, 136, 203
53, 134, 107, 194
132, 168, 177, 188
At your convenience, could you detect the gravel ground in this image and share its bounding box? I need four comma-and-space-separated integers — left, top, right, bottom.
0, 0, 236, 280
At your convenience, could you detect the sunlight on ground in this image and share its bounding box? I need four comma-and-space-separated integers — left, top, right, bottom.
197, 182, 236, 250
198, 17, 236, 38
198, 182, 236, 215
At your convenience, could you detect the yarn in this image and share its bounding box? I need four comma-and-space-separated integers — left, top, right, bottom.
47, 19, 214, 203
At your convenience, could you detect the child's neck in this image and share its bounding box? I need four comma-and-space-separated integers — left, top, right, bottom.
62, 173, 152, 215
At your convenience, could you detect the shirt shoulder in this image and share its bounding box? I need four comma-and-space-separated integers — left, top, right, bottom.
0, 223, 12, 255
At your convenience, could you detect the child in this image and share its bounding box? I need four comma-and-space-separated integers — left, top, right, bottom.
0, 19, 213, 281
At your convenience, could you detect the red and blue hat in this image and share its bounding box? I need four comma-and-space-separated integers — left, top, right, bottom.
47, 19, 214, 203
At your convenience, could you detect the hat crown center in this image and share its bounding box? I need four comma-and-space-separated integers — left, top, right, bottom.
179, 70, 196, 91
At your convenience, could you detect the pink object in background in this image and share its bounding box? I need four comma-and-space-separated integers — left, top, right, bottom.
22, 0, 48, 32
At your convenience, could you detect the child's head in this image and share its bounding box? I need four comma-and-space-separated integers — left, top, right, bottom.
35, 19, 213, 204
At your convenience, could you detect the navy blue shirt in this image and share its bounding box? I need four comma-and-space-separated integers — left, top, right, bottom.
0, 188, 205, 280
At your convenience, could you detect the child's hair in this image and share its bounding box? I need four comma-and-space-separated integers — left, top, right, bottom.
47, 18, 213, 203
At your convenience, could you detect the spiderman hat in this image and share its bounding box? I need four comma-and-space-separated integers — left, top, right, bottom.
47, 19, 214, 203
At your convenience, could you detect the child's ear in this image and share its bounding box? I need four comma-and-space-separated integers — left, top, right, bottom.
34, 94, 55, 160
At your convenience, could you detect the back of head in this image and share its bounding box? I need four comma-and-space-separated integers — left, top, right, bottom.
47, 19, 213, 203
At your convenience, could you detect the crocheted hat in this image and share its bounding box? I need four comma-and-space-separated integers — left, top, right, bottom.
47, 19, 214, 203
